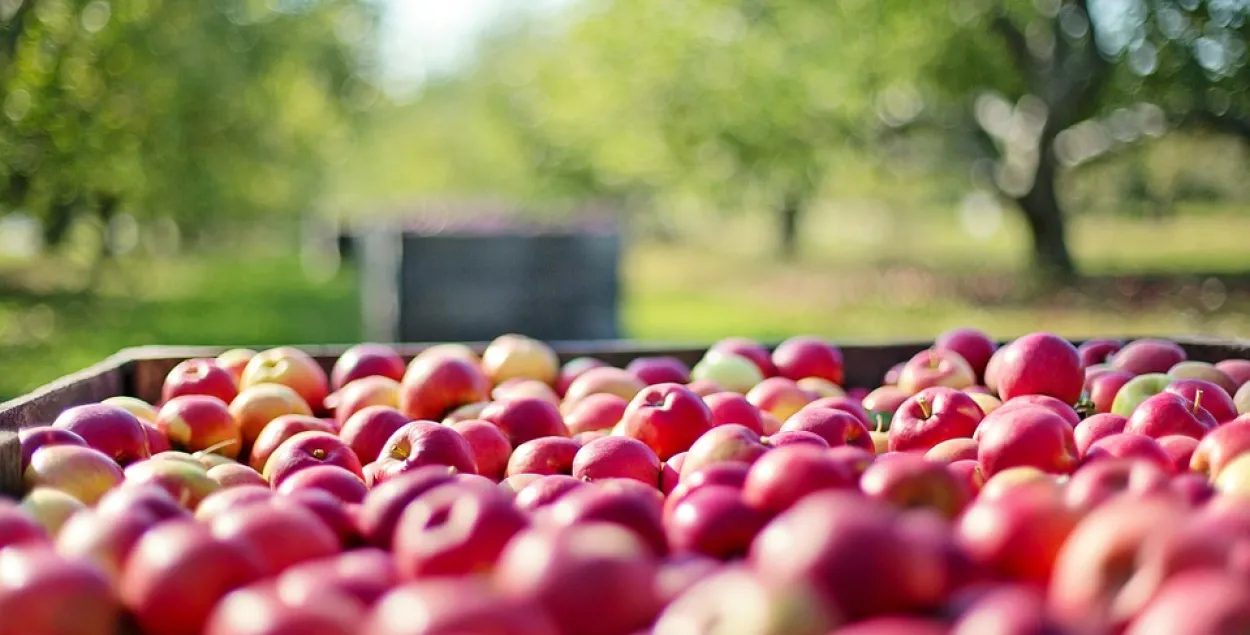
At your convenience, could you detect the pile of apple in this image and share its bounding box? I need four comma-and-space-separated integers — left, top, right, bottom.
7, 332, 1250, 634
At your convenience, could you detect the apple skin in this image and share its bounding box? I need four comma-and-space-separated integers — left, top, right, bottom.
772, 335, 845, 385
652, 566, 835, 635
328, 375, 400, 427
393, 483, 530, 579
859, 454, 971, 519
994, 395, 1081, 428
263, 431, 365, 487
101, 396, 160, 423
702, 392, 766, 435
627, 356, 691, 386
248, 414, 336, 472
195, 486, 274, 525
240, 347, 331, 415
1214, 452, 1250, 497
975, 406, 1079, 476
1064, 458, 1171, 513
203, 583, 360, 635
122, 458, 221, 511
1238, 381, 1250, 416
1192, 416, 1250, 478
741, 445, 856, 514
276, 548, 398, 609
862, 386, 911, 418
368, 578, 559, 635
1165, 378, 1238, 424
665, 485, 769, 559
1124, 571, 1250, 635
448, 419, 512, 481
215, 348, 257, 384
679, 423, 767, 479
709, 336, 779, 378
762, 430, 830, 449
572, 436, 662, 486
935, 327, 997, 381
950, 585, 1061, 635
97, 484, 189, 523
55, 507, 159, 588
506, 437, 581, 477
993, 332, 1084, 405
410, 343, 481, 369
229, 384, 314, 449
1154, 434, 1199, 474
331, 343, 406, 391
19, 426, 88, 473
691, 352, 764, 394
806, 396, 874, 429
947, 460, 987, 497
481, 334, 560, 386
779, 407, 873, 452
1110, 373, 1170, 417
488, 377, 560, 406
1168, 361, 1240, 396
356, 466, 461, 548
495, 522, 661, 635
1084, 433, 1174, 473
337, 406, 410, 467
52, 403, 151, 465
480, 397, 570, 448
563, 392, 629, 435
0, 499, 51, 548
22, 445, 123, 505
1074, 413, 1128, 457
745, 377, 816, 423
1111, 338, 1187, 375
888, 386, 983, 453
121, 520, 267, 635
155, 394, 242, 460
210, 500, 341, 577
1089, 370, 1135, 414
19, 487, 87, 536
0, 545, 120, 635
1124, 392, 1217, 440
896, 348, 977, 394
513, 474, 589, 513
618, 383, 713, 461
378, 421, 478, 477
399, 356, 491, 421
1216, 359, 1250, 390
275, 465, 367, 503
556, 356, 608, 397
1078, 338, 1123, 368
162, 358, 239, 406
924, 437, 979, 463
957, 484, 1081, 587
542, 485, 668, 557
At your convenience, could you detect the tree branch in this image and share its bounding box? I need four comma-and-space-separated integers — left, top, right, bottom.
990, 12, 1034, 81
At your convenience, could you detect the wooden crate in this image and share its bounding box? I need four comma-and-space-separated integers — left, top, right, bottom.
3, 336, 1248, 498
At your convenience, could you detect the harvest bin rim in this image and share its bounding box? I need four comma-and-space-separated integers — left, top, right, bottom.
2, 335, 1248, 498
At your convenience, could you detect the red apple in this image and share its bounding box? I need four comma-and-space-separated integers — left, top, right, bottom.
480, 334, 560, 386
1063, 458, 1170, 513
1216, 359, 1250, 390
762, 429, 830, 449
924, 438, 979, 463
1124, 571, 1250, 635
248, 414, 335, 472
1125, 392, 1217, 439
24, 445, 124, 505
1078, 338, 1123, 368
563, 392, 629, 434
652, 566, 834, 635
562, 366, 646, 407
935, 327, 996, 380
896, 348, 977, 394
947, 459, 986, 497
216, 348, 257, 385
263, 431, 364, 487
332, 343, 406, 390
55, 507, 158, 587
19, 426, 87, 473
122, 458, 221, 510
449, 419, 512, 481
975, 406, 1078, 476
378, 421, 477, 477
393, 483, 529, 579
888, 386, 983, 453
514, 474, 588, 512
96, 485, 188, 523
771, 336, 844, 385
665, 485, 769, 559
162, 358, 239, 405
1191, 415, 1250, 478
994, 394, 1081, 427
1089, 370, 1135, 414
1074, 413, 1128, 457
779, 407, 873, 451
277, 548, 398, 608
993, 332, 1083, 405
679, 423, 767, 479
52, 403, 150, 465
207, 462, 268, 488
211, 501, 340, 576
543, 486, 667, 556
741, 445, 857, 514
686, 378, 729, 397
861, 386, 911, 419
327, 375, 400, 427
0, 545, 120, 635
410, 343, 480, 368
195, 486, 274, 524
556, 357, 608, 397
19, 487, 87, 536
506, 437, 581, 477
140, 421, 170, 455
240, 347, 331, 414
710, 336, 778, 378
276, 464, 367, 502
950, 585, 1061, 635
480, 397, 570, 447
1156, 434, 1199, 473
492, 378, 561, 405
957, 484, 1080, 586
399, 355, 491, 421
1165, 378, 1238, 423
229, 384, 314, 449
155, 395, 241, 460
1112, 339, 1187, 375
368, 577, 558, 635
204, 583, 359, 635
357, 466, 460, 548
702, 392, 766, 435
859, 454, 971, 518
745, 377, 817, 423
619, 383, 713, 461
0, 499, 50, 548
1084, 433, 1173, 473
572, 436, 661, 486
627, 356, 691, 386
337, 406, 408, 466
805, 396, 873, 429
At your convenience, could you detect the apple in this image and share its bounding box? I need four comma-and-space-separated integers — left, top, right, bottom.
797, 377, 846, 398
975, 406, 1078, 476
204, 583, 359, 635
499, 473, 542, 496
1124, 392, 1217, 440
356, 466, 460, 548
101, 396, 160, 423
745, 377, 816, 423
947, 460, 987, 497
563, 392, 629, 435
52, 403, 150, 465
206, 463, 268, 489
0, 499, 50, 548
514, 474, 589, 512
924, 438, 979, 464
216, 348, 257, 384
24, 445, 124, 505
627, 356, 691, 386
741, 445, 856, 514
665, 485, 769, 559
1154, 434, 1199, 474
805, 396, 874, 429
572, 435, 661, 486
275, 464, 367, 502
155, 395, 241, 460
195, 486, 274, 524
562, 366, 646, 407
1074, 413, 1128, 457
992, 332, 1083, 405
993, 395, 1081, 428
55, 507, 158, 588
884, 362, 906, 386
392, 483, 529, 579
162, 358, 238, 406
229, 383, 314, 449
1192, 416, 1250, 478
860, 454, 971, 518
377, 421, 477, 478
968, 393, 1002, 416
1078, 338, 1123, 368
1083, 433, 1174, 473
494, 522, 661, 635
248, 413, 335, 472
123, 458, 221, 510
896, 348, 977, 394
399, 355, 491, 422
0, 546, 120, 635
1216, 359, 1250, 389
702, 392, 766, 435
691, 352, 765, 394
862, 385, 910, 419
19, 426, 87, 473
679, 423, 768, 479
1064, 458, 1170, 513
825, 445, 876, 480
888, 386, 983, 453
709, 336, 778, 378
957, 483, 1080, 587
1109, 373, 1170, 417
96, 485, 188, 523
1112, 339, 1187, 375
977, 466, 1059, 502
336, 405, 409, 467
410, 343, 480, 369
481, 334, 559, 386
210, 500, 340, 577
492, 378, 561, 405
506, 436, 581, 477
652, 566, 834, 635
556, 356, 608, 397
240, 347, 331, 414
1215, 452, 1250, 498
779, 407, 873, 451
1238, 381, 1250, 415
331, 343, 405, 390
762, 430, 830, 449
686, 378, 728, 397
1165, 378, 1238, 423
327, 375, 400, 427
772, 335, 845, 385
1089, 370, 1135, 414
480, 397, 570, 447
619, 383, 713, 461
263, 431, 365, 487
935, 327, 997, 381
542, 485, 667, 556
1124, 571, 1250, 635
1168, 361, 1239, 395
949, 585, 1060, 635
448, 419, 512, 481
368, 577, 558, 635
276, 548, 398, 609
18, 487, 87, 536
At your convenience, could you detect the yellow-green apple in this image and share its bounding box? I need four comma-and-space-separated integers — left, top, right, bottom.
330, 343, 405, 391
862, 385, 910, 419
491, 378, 560, 405
52, 403, 150, 465
229, 383, 313, 449
1074, 413, 1128, 457
505, 437, 581, 477
20, 487, 88, 536
1083, 433, 1174, 473
1158, 434, 1200, 474
240, 346, 330, 414
627, 356, 691, 386
935, 326, 997, 381
1089, 370, 1135, 415
24, 445, 124, 505
377, 421, 477, 478
957, 482, 1080, 587
541, 485, 667, 557
654, 565, 833, 635
327, 375, 400, 427
1216, 359, 1250, 390
556, 356, 608, 397
1079, 338, 1123, 368
55, 507, 159, 588
665, 485, 769, 559
514, 474, 589, 512
442, 401, 489, 425
745, 377, 817, 422
691, 352, 764, 394
1111, 339, 1187, 375
392, 483, 529, 579
1192, 415, 1250, 479
480, 397, 570, 447
702, 392, 766, 435
619, 383, 713, 461
19, 426, 87, 473
771, 335, 844, 385
709, 336, 779, 378
1124, 571, 1250, 635
797, 377, 846, 398
563, 392, 629, 435
1168, 361, 1239, 396
0, 545, 120, 635
101, 396, 159, 423
924, 438, 979, 464
992, 332, 1084, 405
215, 348, 256, 385
248, 414, 335, 471
337, 405, 408, 466
562, 366, 645, 407
1238, 381, 1250, 415
1064, 458, 1171, 513
572, 436, 662, 486
1165, 378, 1238, 423
1215, 452, 1250, 498
975, 407, 1078, 476
480, 334, 559, 386
1125, 392, 1216, 439
859, 454, 971, 518
740, 445, 857, 514
263, 431, 364, 487
410, 343, 481, 369
161, 358, 238, 406
947, 459, 986, 498
678, 424, 767, 479
123, 457, 221, 510
155, 395, 241, 460
1111, 373, 1171, 416
968, 393, 1002, 415
207, 463, 268, 489
399, 355, 491, 421
368, 578, 558, 635
780, 406, 873, 452
896, 348, 977, 395
449, 419, 512, 481
888, 386, 983, 453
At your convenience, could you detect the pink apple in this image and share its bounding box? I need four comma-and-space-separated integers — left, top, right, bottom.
556, 357, 608, 397
480, 397, 570, 447
975, 406, 1079, 476
210, 501, 340, 577
449, 419, 512, 481
338, 406, 409, 466
896, 348, 977, 394
506, 437, 581, 477
162, 358, 239, 406
1083, 433, 1173, 473
399, 355, 491, 421
619, 383, 713, 461
935, 327, 997, 381
709, 337, 778, 377
888, 386, 983, 453
741, 445, 857, 514
665, 485, 769, 559
357, 466, 461, 548
572, 436, 661, 486
779, 407, 873, 451
1111, 339, 1187, 375
23, 445, 124, 505
1089, 370, 1135, 414
240, 347, 331, 415
331, 343, 406, 390
263, 431, 364, 487
378, 421, 477, 477
771, 336, 844, 385
1125, 392, 1217, 440
1216, 359, 1250, 390
19, 426, 87, 473
993, 333, 1083, 405
745, 377, 817, 423
248, 413, 336, 472
328, 375, 400, 427
52, 403, 150, 465
1165, 378, 1238, 424
275, 465, 368, 503
627, 356, 691, 386
392, 483, 529, 579
1078, 339, 1123, 368
1074, 413, 1128, 457
155, 395, 242, 460
0, 545, 120, 635
702, 392, 766, 435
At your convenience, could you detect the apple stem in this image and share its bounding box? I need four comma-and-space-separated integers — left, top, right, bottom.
917, 396, 932, 419
1193, 389, 1204, 415
194, 438, 239, 458
928, 352, 938, 371
874, 413, 886, 433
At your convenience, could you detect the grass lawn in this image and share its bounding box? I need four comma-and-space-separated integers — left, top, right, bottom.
1, 208, 1247, 400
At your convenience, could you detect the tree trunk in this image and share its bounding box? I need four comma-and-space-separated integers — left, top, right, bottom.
777, 195, 802, 260
1014, 155, 1077, 284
